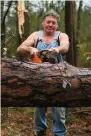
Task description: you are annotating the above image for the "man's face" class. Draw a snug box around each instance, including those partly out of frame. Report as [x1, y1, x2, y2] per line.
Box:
[42, 16, 58, 34]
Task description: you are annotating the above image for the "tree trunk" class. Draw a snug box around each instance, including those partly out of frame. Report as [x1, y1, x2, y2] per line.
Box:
[1, 1, 13, 56]
[1, 58, 91, 107]
[76, 1, 83, 44]
[1, 1, 6, 56]
[65, 1, 77, 66]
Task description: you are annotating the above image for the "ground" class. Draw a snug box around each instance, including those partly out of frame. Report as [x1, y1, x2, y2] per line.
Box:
[1, 107, 91, 136]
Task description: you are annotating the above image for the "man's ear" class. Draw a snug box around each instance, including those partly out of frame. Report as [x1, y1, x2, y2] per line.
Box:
[42, 21, 44, 26]
[56, 24, 58, 30]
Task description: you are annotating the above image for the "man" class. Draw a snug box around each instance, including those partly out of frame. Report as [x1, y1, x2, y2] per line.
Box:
[17, 9, 69, 136]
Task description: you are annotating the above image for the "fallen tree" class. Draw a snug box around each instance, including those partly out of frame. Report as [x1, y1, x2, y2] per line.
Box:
[1, 58, 91, 107]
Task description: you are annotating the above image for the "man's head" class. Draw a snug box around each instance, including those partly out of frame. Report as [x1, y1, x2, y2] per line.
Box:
[43, 9, 60, 22]
[42, 9, 60, 34]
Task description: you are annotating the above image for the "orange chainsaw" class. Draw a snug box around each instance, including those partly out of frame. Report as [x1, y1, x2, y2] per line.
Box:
[30, 53, 42, 64]
[28, 50, 62, 64]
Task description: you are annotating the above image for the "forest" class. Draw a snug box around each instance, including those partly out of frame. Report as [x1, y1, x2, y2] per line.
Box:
[1, 0, 91, 67]
[1, 0, 91, 136]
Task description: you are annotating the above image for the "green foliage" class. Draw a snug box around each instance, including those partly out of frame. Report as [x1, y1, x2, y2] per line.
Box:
[78, 43, 91, 67]
[80, 7, 91, 44]
[77, 6, 91, 67]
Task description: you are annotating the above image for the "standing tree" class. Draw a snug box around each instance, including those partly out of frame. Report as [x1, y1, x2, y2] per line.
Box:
[76, 1, 83, 44]
[76, 1, 83, 64]
[1, 1, 12, 123]
[1, 1, 13, 57]
[65, 1, 77, 66]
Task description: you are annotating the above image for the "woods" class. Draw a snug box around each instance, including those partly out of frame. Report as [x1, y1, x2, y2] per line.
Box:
[1, 1, 91, 136]
[1, 0, 91, 106]
[1, 1, 91, 67]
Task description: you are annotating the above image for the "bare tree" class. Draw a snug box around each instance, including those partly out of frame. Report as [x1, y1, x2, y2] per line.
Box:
[76, 1, 83, 44]
[1, 1, 13, 56]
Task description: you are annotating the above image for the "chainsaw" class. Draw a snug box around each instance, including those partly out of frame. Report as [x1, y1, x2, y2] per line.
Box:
[29, 50, 62, 64]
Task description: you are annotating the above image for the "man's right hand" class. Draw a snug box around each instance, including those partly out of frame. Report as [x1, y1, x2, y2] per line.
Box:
[30, 47, 38, 55]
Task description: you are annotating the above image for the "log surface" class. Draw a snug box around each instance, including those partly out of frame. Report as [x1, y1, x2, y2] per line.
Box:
[1, 58, 91, 107]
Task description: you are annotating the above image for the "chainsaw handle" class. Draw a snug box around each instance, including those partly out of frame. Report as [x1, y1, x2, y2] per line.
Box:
[38, 50, 49, 56]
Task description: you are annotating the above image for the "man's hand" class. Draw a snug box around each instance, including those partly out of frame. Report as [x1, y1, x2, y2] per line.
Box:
[30, 47, 38, 55]
[48, 47, 59, 53]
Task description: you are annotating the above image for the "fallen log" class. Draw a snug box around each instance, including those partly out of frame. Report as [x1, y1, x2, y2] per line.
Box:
[1, 58, 91, 107]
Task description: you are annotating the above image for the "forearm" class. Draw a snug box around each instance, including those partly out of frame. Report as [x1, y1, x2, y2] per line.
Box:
[17, 45, 32, 56]
[17, 44, 38, 59]
[58, 33, 69, 53]
[17, 32, 37, 56]
[57, 43, 69, 53]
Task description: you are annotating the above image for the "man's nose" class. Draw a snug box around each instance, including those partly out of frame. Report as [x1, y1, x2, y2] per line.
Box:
[49, 22, 52, 26]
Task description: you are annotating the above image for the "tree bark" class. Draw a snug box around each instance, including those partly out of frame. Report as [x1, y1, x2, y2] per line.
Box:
[1, 58, 91, 107]
[65, 1, 77, 66]
[76, 1, 83, 44]
[1, 1, 13, 56]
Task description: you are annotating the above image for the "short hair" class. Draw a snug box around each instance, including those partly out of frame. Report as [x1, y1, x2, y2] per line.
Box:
[43, 9, 60, 22]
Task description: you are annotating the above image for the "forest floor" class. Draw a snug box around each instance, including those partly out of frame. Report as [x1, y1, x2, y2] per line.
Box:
[1, 107, 91, 136]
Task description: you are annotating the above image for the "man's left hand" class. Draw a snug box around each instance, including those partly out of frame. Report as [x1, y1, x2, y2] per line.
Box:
[48, 47, 59, 53]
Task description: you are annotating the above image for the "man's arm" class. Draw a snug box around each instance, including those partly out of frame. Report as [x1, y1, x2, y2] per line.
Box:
[49, 33, 69, 53]
[17, 32, 38, 56]
[58, 33, 69, 53]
